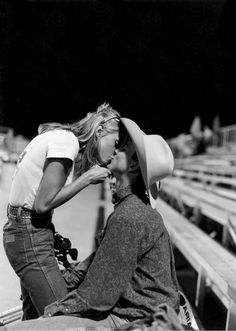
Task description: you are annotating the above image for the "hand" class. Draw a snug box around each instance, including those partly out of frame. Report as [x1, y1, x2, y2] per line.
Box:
[86, 165, 111, 184]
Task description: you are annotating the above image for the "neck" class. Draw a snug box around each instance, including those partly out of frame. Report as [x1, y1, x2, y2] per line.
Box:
[114, 174, 131, 191]
[112, 173, 149, 206]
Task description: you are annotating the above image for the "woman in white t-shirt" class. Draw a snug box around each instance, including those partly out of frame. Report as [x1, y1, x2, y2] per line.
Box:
[3, 103, 123, 320]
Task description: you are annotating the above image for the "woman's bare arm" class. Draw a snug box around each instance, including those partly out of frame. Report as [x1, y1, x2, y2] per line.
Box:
[34, 158, 110, 214]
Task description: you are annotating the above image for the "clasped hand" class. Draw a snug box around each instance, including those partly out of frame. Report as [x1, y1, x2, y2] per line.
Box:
[87, 165, 111, 184]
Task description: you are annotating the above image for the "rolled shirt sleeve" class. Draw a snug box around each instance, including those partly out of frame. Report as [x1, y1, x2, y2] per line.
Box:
[47, 130, 79, 161]
[44, 214, 143, 317]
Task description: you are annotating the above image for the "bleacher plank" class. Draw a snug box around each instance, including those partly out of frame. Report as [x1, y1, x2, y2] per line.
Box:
[173, 169, 236, 188]
[156, 198, 236, 330]
[182, 180, 236, 202]
[161, 177, 236, 247]
[175, 156, 233, 167]
[174, 166, 236, 179]
[174, 153, 236, 167]
[161, 177, 236, 228]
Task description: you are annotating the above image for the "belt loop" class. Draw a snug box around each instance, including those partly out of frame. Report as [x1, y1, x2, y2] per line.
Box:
[17, 207, 22, 220]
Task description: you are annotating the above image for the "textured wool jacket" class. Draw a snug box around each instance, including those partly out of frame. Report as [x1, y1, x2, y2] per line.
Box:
[44, 186, 180, 320]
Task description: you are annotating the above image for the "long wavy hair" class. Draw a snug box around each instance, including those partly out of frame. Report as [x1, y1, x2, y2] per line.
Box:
[38, 103, 121, 176]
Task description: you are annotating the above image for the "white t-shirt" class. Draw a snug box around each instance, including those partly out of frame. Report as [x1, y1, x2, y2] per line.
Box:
[9, 130, 80, 209]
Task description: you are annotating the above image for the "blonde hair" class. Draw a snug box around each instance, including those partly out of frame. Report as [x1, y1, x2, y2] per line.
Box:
[38, 103, 121, 175]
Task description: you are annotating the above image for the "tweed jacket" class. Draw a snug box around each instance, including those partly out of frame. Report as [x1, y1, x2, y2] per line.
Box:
[44, 186, 180, 320]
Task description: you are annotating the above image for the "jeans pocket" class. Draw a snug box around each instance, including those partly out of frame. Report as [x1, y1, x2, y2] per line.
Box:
[3, 231, 28, 274]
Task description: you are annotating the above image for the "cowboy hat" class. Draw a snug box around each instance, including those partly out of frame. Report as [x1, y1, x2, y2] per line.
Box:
[120, 118, 174, 208]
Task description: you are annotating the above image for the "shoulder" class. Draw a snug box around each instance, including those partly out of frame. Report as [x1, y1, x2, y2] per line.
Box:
[116, 195, 163, 227]
[52, 130, 78, 143]
[111, 196, 166, 244]
[49, 130, 79, 149]
[46, 130, 80, 160]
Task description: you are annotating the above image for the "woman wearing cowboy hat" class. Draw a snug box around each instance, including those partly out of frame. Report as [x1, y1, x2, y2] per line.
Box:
[4, 118, 180, 331]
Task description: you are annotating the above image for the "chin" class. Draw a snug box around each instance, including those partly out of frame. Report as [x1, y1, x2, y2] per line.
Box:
[107, 161, 115, 172]
[107, 163, 112, 170]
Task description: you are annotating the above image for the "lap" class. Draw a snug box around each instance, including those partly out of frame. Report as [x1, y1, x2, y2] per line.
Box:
[3, 314, 128, 331]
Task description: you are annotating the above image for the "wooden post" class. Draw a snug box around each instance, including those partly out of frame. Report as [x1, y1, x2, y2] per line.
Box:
[191, 204, 202, 225]
[222, 224, 229, 248]
[176, 195, 186, 216]
[225, 299, 236, 330]
[222, 213, 231, 248]
[195, 268, 206, 320]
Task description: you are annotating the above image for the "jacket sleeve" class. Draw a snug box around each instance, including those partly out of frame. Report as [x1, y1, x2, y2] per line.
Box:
[62, 252, 95, 291]
[44, 214, 143, 317]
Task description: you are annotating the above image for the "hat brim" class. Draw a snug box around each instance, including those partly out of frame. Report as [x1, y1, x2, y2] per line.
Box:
[120, 118, 160, 208]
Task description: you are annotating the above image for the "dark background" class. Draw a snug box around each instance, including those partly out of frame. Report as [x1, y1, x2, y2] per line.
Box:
[0, 0, 236, 139]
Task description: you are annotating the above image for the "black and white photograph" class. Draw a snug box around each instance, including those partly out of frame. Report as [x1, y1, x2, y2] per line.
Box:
[0, 0, 236, 330]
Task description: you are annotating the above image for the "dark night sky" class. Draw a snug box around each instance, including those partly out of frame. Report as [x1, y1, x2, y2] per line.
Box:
[0, 0, 236, 140]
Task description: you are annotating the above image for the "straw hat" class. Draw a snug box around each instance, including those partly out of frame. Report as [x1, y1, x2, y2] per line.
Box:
[121, 118, 174, 208]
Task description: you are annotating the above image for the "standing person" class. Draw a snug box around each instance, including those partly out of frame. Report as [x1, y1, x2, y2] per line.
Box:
[3, 117, 181, 331]
[2, 103, 122, 320]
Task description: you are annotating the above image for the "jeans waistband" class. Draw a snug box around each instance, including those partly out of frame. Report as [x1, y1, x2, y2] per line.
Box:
[7, 204, 52, 219]
[7, 204, 55, 232]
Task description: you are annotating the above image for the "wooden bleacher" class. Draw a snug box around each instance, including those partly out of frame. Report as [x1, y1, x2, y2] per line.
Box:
[173, 151, 236, 201]
[159, 146, 236, 329]
[164, 129, 236, 328]
[173, 169, 236, 201]
[174, 165, 236, 180]
[161, 176, 236, 248]
[156, 198, 236, 330]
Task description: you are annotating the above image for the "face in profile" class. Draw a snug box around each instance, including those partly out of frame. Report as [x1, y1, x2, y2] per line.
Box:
[96, 121, 129, 167]
[108, 140, 136, 175]
[97, 131, 120, 166]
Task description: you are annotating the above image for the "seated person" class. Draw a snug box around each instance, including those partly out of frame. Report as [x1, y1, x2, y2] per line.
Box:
[3, 118, 180, 331]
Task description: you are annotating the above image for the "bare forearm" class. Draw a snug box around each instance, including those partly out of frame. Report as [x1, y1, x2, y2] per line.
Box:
[41, 172, 92, 211]
[34, 161, 110, 214]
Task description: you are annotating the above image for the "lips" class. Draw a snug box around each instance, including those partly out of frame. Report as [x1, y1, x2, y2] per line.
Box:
[107, 155, 117, 167]
[106, 156, 114, 165]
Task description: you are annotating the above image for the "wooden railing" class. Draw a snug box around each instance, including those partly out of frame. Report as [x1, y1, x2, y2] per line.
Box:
[0, 306, 22, 326]
[220, 125, 236, 146]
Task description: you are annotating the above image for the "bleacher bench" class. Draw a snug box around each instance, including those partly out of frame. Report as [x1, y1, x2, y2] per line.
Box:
[173, 169, 236, 201]
[173, 169, 236, 189]
[161, 177, 236, 247]
[174, 164, 236, 178]
[156, 198, 236, 330]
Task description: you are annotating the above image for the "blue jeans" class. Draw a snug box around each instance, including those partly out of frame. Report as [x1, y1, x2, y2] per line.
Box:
[3, 205, 68, 320]
[2, 314, 130, 331]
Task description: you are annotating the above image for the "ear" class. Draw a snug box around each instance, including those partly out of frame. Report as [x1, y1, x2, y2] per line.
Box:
[96, 125, 104, 138]
[128, 159, 140, 173]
